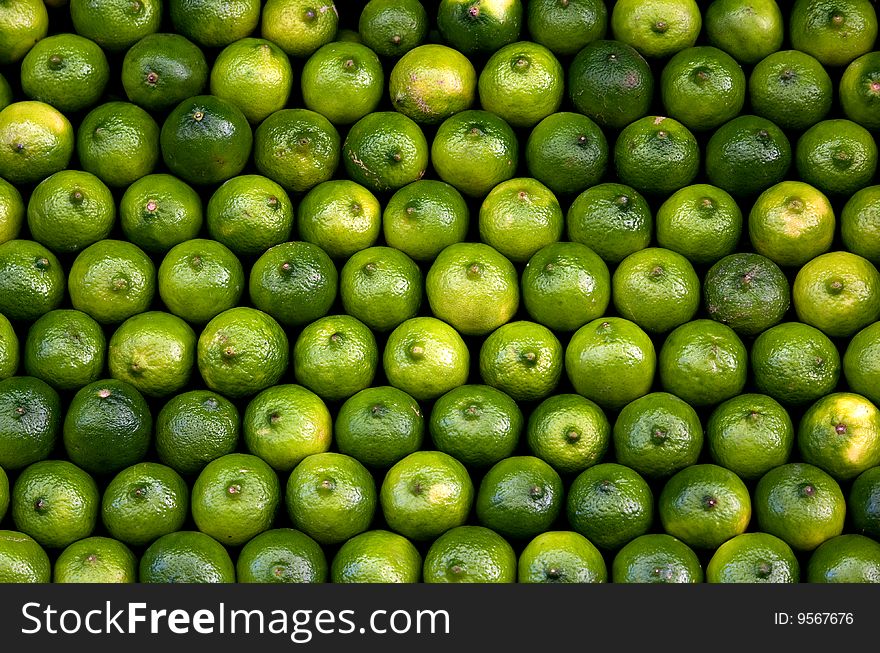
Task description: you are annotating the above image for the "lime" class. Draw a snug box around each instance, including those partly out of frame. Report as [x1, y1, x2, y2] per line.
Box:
[430, 384, 521, 468]
[302, 42, 383, 125]
[790, 0, 877, 67]
[0, 376, 60, 470]
[20, 33, 109, 112]
[297, 180, 381, 259]
[480, 321, 563, 402]
[359, 0, 428, 56]
[54, 537, 136, 583]
[249, 242, 338, 327]
[437, 0, 522, 55]
[528, 0, 607, 56]
[341, 246, 421, 332]
[332, 530, 421, 583]
[842, 186, 880, 265]
[156, 390, 240, 476]
[613, 392, 703, 479]
[426, 242, 519, 336]
[707, 532, 800, 583]
[197, 307, 289, 398]
[749, 50, 832, 130]
[850, 467, 880, 539]
[383, 317, 470, 401]
[705, 0, 784, 64]
[808, 534, 880, 583]
[527, 394, 609, 474]
[101, 463, 188, 547]
[12, 459, 99, 548]
[206, 175, 293, 257]
[567, 463, 653, 550]
[0, 467, 6, 521]
[390, 44, 476, 125]
[518, 531, 607, 583]
[343, 111, 428, 193]
[423, 525, 516, 583]
[70, 0, 161, 51]
[210, 38, 292, 125]
[707, 394, 794, 480]
[261, 0, 338, 57]
[0, 0, 47, 65]
[383, 180, 469, 261]
[77, 101, 159, 187]
[0, 240, 65, 321]
[656, 185, 742, 264]
[140, 531, 235, 583]
[243, 384, 332, 472]
[0, 101, 74, 184]
[431, 109, 517, 197]
[0, 530, 50, 583]
[336, 386, 423, 468]
[237, 528, 327, 584]
[161, 95, 252, 186]
[380, 450, 473, 540]
[612, 534, 703, 583]
[845, 322, 880, 405]
[751, 322, 840, 405]
[703, 253, 790, 336]
[0, 178, 24, 245]
[611, 0, 701, 58]
[293, 315, 378, 401]
[755, 463, 845, 551]
[565, 317, 656, 410]
[614, 116, 699, 195]
[0, 74, 9, 111]
[108, 311, 196, 398]
[68, 240, 155, 324]
[567, 183, 652, 264]
[0, 315, 17, 380]
[119, 174, 203, 254]
[797, 119, 878, 196]
[287, 452, 376, 545]
[525, 112, 608, 197]
[170, 0, 260, 48]
[840, 52, 880, 130]
[121, 33, 208, 112]
[158, 239, 244, 325]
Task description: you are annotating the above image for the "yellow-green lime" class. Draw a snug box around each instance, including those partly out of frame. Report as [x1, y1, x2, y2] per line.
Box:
[237, 528, 327, 584]
[845, 322, 880, 405]
[706, 532, 800, 583]
[0, 240, 65, 321]
[614, 116, 699, 195]
[169, 0, 260, 48]
[390, 44, 476, 125]
[611, 0, 701, 58]
[656, 185, 742, 264]
[808, 534, 880, 583]
[121, 33, 208, 112]
[262, 0, 338, 57]
[612, 534, 703, 583]
[842, 186, 880, 265]
[0, 74, 10, 111]
[705, 0, 784, 64]
[705, 115, 792, 197]
[206, 175, 293, 256]
[518, 531, 607, 583]
[77, 101, 159, 187]
[525, 112, 608, 197]
[20, 33, 109, 112]
[140, 531, 235, 583]
[840, 52, 880, 130]
[359, 0, 428, 57]
[850, 467, 880, 539]
[437, 0, 522, 55]
[341, 246, 421, 332]
[0, 530, 50, 583]
[297, 180, 381, 259]
[332, 529, 421, 583]
[70, 0, 161, 51]
[343, 111, 428, 193]
[480, 321, 563, 402]
[527, 394, 609, 474]
[119, 174, 203, 254]
[423, 525, 516, 583]
[302, 42, 383, 125]
[567, 183, 652, 264]
[0, 178, 24, 245]
[0, 0, 47, 65]
[0, 376, 60, 470]
[528, 0, 607, 56]
[383, 180, 469, 261]
[790, 0, 877, 67]
[54, 537, 136, 583]
[0, 101, 74, 184]
[749, 50, 832, 130]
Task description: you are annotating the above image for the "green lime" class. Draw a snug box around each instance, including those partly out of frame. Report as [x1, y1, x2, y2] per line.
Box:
[332, 529, 421, 583]
[261, 0, 338, 57]
[431, 109, 518, 197]
[0, 376, 60, 470]
[297, 180, 381, 259]
[20, 33, 109, 112]
[527, 394, 609, 475]
[383, 180, 469, 261]
[612, 534, 703, 583]
[287, 452, 376, 545]
[845, 322, 880, 405]
[206, 175, 293, 257]
[423, 525, 516, 583]
[612, 247, 700, 333]
[565, 317, 656, 410]
[707, 394, 794, 480]
[302, 42, 383, 126]
[748, 181, 835, 267]
[380, 450, 473, 541]
[808, 534, 880, 583]
[659, 319, 747, 407]
[341, 246, 421, 332]
[0, 74, 10, 111]
[437, 0, 522, 55]
[390, 44, 476, 125]
[518, 530, 607, 583]
[614, 392, 703, 479]
[797, 119, 878, 196]
[101, 462, 188, 547]
[0, 467, 6, 522]
[842, 186, 880, 265]
[705, 115, 792, 197]
[749, 50, 833, 130]
[705, 0, 784, 64]
[12, 459, 98, 548]
[755, 462, 845, 551]
[567, 463, 653, 550]
[703, 253, 791, 336]
[751, 322, 840, 405]
[525, 112, 608, 197]
[293, 315, 378, 401]
[426, 242, 518, 336]
[430, 384, 521, 468]
[480, 321, 563, 402]
[237, 528, 327, 584]
[77, 101, 159, 187]
[850, 466, 880, 539]
[567, 183, 652, 264]
[249, 242, 338, 327]
[54, 537, 137, 583]
[611, 0, 701, 58]
[192, 453, 279, 546]
[0, 530, 50, 583]
[0, 240, 65, 321]
[108, 311, 196, 398]
[336, 386, 423, 468]
[170, 0, 259, 48]
[359, 0, 428, 56]
[527, 0, 607, 56]
[656, 184, 742, 264]
[0, 101, 74, 184]
[197, 307, 288, 399]
[476, 456, 563, 540]
[140, 531, 235, 583]
[840, 52, 880, 130]
[568, 39, 653, 129]
[121, 33, 208, 112]
[790, 0, 877, 67]
[68, 240, 155, 324]
[614, 116, 699, 195]
[158, 239, 244, 325]
[0, 177, 24, 245]
[210, 38, 292, 124]
[119, 174, 203, 254]
[383, 317, 470, 401]
[70, 0, 161, 51]
[156, 390, 240, 475]
[161, 95, 252, 186]
[0, 315, 16, 380]
[243, 384, 332, 472]
[343, 111, 428, 192]
[0, 0, 47, 65]
[707, 532, 800, 583]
